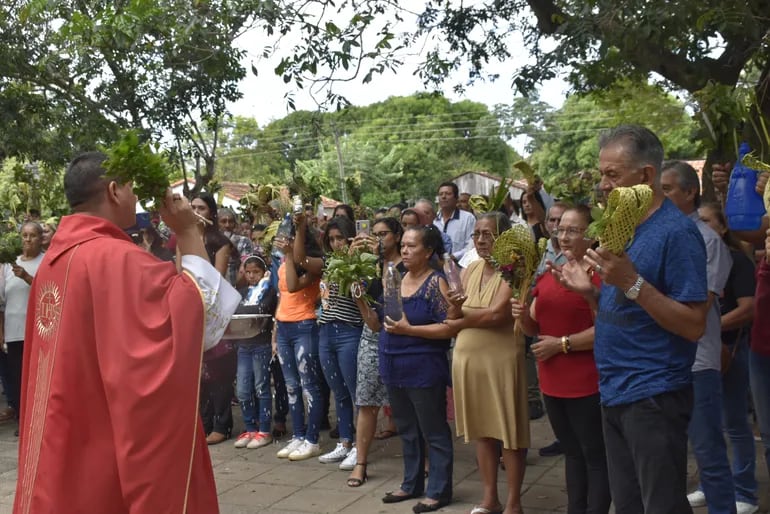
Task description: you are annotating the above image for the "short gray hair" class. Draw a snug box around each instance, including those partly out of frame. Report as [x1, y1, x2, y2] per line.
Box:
[477, 211, 511, 235]
[217, 207, 237, 221]
[661, 160, 701, 207]
[599, 125, 664, 174]
[20, 221, 43, 236]
[415, 198, 435, 214]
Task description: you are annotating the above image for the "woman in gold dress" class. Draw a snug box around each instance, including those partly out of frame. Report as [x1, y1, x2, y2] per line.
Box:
[451, 212, 529, 514]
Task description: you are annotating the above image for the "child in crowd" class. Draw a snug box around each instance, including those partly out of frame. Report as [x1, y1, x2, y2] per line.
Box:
[233, 256, 279, 449]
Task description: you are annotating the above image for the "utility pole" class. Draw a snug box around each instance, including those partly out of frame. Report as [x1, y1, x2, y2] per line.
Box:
[331, 124, 348, 204]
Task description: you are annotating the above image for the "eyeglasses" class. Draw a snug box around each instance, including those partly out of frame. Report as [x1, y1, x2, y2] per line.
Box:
[373, 230, 392, 239]
[552, 226, 588, 237]
[548, 217, 561, 223]
[471, 231, 496, 241]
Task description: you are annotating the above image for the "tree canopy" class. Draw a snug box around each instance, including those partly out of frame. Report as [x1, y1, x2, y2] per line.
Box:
[213, 93, 520, 207]
[1, 0, 258, 193]
[500, 80, 702, 192]
[4, 0, 768, 206]
[259, 0, 770, 184]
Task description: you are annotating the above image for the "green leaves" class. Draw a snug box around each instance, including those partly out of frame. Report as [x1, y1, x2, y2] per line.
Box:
[0, 231, 22, 264]
[322, 249, 379, 300]
[102, 130, 173, 209]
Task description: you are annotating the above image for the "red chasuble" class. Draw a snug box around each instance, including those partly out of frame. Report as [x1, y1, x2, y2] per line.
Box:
[14, 214, 219, 514]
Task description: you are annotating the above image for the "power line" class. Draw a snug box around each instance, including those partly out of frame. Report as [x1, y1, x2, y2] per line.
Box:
[216, 114, 696, 155]
[215, 121, 694, 160]
[225, 108, 693, 146]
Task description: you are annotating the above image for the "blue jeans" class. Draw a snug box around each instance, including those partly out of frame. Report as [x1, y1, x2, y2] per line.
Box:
[719, 337, 757, 505]
[689, 369, 736, 514]
[276, 320, 323, 444]
[236, 343, 273, 433]
[388, 384, 453, 503]
[319, 321, 362, 443]
[749, 349, 770, 478]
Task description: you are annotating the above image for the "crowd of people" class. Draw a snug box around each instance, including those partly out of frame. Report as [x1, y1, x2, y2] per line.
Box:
[4, 124, 770, 514]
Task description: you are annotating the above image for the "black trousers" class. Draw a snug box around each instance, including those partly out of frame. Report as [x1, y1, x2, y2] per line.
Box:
[200, 351, 237, 435]
[200, 380, 234, 435]
[601, 387, 694, 514]
[5, 341, 23, 414]
[543, 393, 611, 514]
[270, 356, 288, 424]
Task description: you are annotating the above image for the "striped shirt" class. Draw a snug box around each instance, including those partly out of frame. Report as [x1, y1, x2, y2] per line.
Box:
[318, 281, 364, 326]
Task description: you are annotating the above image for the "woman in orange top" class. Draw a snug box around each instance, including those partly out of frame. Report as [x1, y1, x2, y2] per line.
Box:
[272, 217, 325, 462]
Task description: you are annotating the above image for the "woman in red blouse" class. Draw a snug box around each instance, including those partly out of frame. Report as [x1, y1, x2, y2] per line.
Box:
[511, 205, 611, 514]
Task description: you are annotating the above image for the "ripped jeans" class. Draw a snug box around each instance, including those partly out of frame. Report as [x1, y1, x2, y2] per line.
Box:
[276, 319, 323, 444]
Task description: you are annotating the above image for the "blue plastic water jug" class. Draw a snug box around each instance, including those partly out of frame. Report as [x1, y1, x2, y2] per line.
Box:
[725, 142, 766, 231]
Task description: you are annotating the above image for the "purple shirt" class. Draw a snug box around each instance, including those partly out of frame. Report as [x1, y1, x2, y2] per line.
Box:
[378, 271, 451, 388]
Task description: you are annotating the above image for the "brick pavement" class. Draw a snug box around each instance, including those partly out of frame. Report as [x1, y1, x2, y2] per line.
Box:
[0, 408, 766, 514]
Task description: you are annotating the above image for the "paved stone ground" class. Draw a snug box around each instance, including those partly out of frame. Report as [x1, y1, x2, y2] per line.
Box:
[0, 403, 766, 514]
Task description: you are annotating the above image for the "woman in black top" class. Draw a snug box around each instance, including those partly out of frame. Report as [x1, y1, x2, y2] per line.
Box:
[190, 192, 236, 445]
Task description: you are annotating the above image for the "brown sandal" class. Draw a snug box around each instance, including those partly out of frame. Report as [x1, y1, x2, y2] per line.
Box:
[346, 463, 367, 487]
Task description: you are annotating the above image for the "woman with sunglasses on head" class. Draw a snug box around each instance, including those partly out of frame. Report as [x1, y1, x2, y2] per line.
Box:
[511, 205, 610, 514]
[343, 217, 404, 486]
[189, 193, 235, 445]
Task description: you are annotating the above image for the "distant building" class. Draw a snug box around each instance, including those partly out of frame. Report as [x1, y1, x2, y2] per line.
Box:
[451, 171, 528, 199]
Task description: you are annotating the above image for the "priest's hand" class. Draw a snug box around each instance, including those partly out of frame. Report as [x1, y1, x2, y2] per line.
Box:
[160, 188, 209, 262]
[159, 189, 200, 235]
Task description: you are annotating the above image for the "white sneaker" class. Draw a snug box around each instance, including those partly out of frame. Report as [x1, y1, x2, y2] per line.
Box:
[233, 431, 257, 449]
[687, 490, 706, 508]
[276, 437, 304, 458]
[246, 432, 273, 449]
[318, 442, 351, 463]
[736, 502, 759, 514]
[288, 440, 322, 461]
[339, 446, 358, 470]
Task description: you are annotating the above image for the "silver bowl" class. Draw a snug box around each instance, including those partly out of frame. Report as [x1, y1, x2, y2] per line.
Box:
[222, 314, 271, 340]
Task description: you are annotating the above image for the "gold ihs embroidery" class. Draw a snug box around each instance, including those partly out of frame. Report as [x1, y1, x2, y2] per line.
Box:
[35, 282, 62, 342]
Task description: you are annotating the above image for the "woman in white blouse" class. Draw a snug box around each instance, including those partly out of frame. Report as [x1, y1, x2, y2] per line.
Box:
[1, 222, 44, 427]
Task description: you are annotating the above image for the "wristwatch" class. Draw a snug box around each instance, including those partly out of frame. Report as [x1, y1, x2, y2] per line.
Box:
[624, 274, 645, 300]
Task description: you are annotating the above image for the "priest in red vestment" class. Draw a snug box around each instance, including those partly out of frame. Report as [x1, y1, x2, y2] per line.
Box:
[14, 152, 240, 514]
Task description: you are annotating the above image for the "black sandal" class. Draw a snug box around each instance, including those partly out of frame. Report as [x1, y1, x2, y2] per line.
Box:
[412, 498, 451, 513]
[346, 463, 368, 487]
[382, 490, 421, 503]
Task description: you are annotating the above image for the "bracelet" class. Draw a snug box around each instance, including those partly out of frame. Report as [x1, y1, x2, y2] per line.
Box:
[561, 335, 571, 354]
